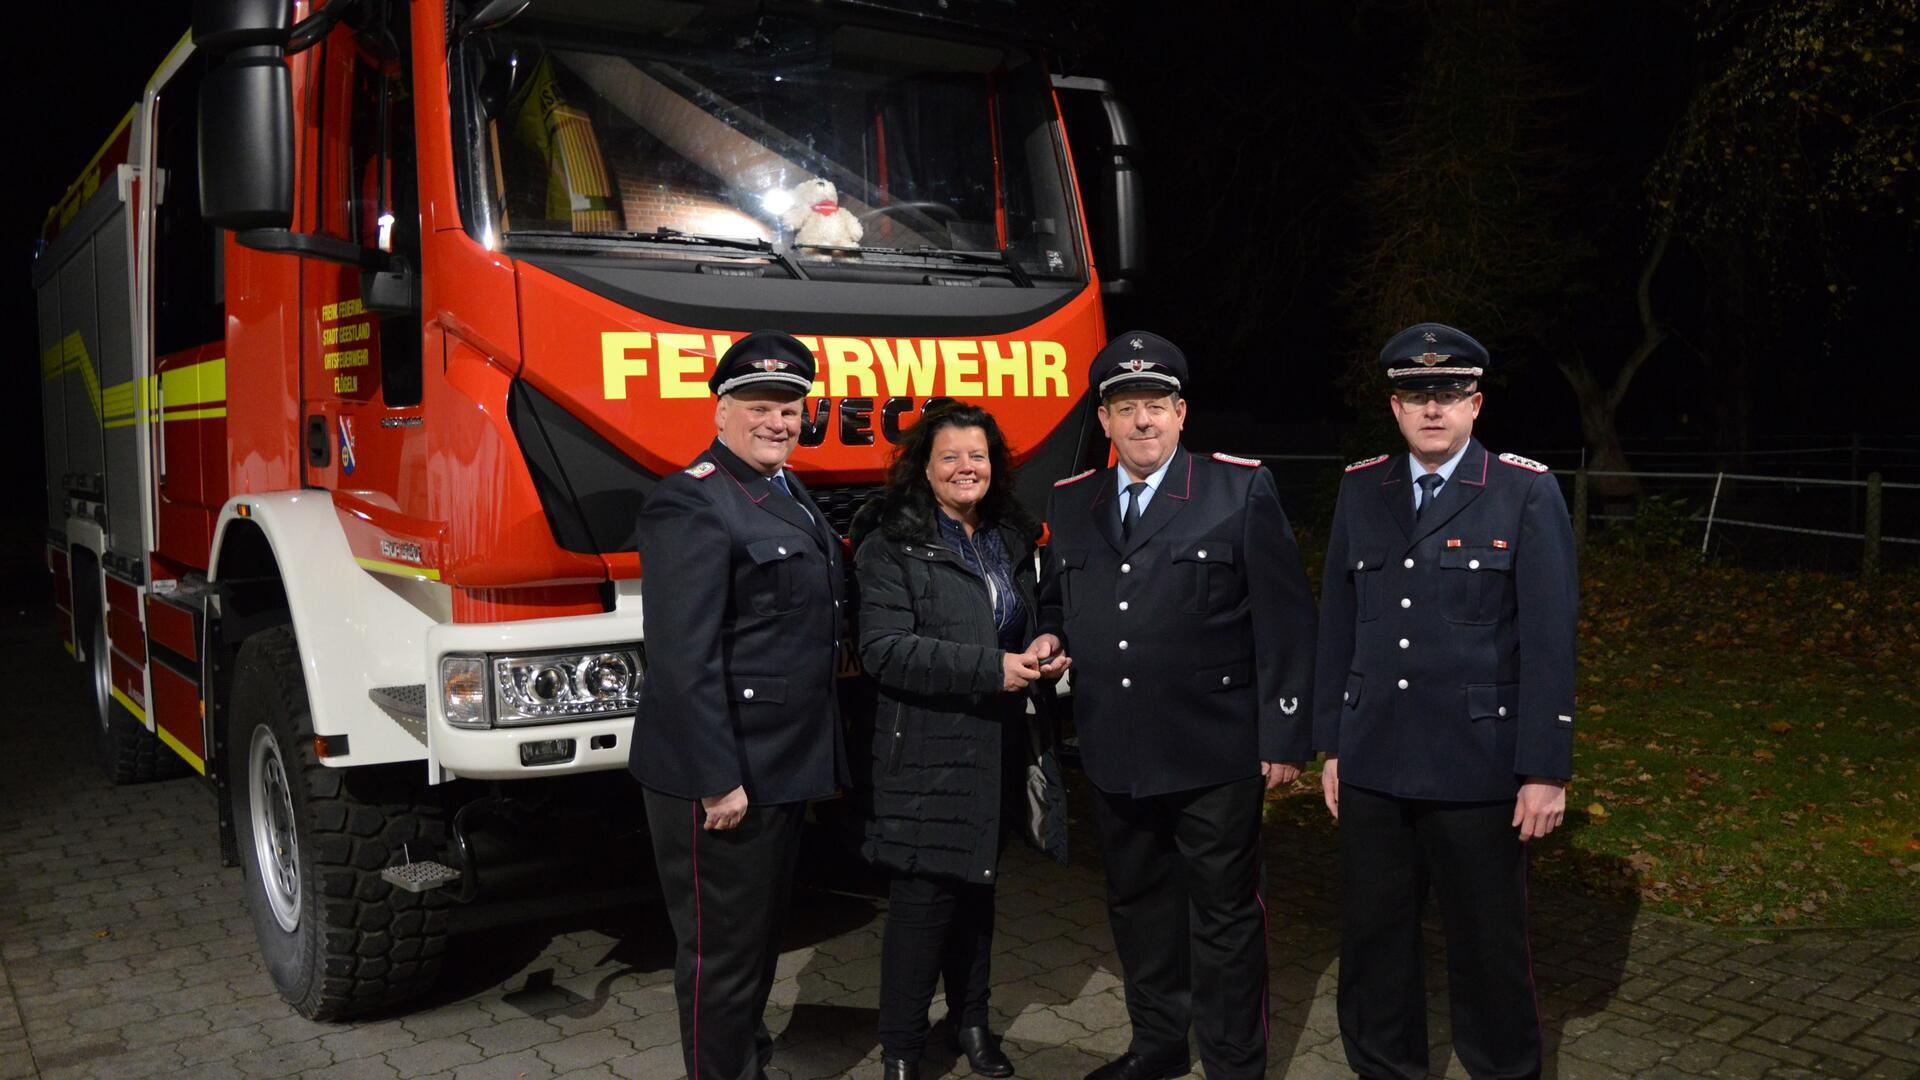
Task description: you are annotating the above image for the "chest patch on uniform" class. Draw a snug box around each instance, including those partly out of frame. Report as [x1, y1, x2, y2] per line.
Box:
[1498, 452, 1548, 473]
[1212, 452, 1260, 467]
[1345, 454, 1390, 473]
[684, 461, 716, 479]
[1054, 468, 1096, 487]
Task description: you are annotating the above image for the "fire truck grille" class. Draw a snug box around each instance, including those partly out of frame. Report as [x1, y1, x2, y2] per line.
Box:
[810, 484, 882, 538]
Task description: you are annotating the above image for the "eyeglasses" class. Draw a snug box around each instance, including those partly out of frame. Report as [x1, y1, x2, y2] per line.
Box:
[1393, 389, 1474, 408]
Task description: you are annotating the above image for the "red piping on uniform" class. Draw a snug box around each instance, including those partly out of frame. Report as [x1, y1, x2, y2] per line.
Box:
[1166, 455, 1194, 500]
[728, 469, 771, 504]
[691, 803, 703, 1076]
[1460, 445, 1490, 487]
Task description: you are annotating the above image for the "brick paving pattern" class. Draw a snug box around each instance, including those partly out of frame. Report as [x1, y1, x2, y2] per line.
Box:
[2, 611, 1915, 1079]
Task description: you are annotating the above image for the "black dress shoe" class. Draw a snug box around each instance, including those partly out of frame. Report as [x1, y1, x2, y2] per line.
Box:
[1083, 1051, 1191, 1080]
[955, 1024, 1015, 1077]
[883, 1058, 920, 1080]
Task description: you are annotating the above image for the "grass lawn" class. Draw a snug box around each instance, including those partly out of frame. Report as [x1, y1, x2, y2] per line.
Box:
[1268, 544, 1920, 930]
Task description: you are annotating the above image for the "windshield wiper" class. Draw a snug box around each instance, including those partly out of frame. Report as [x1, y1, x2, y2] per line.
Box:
[851, 245, 1035, 287]
[505, 228, 810, 279]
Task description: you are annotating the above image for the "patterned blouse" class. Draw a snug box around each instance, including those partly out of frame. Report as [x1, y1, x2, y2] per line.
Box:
[934, 510, 1027, 652]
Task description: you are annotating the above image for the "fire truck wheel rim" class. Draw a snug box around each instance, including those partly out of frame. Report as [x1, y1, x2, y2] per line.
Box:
[248, 726, 302, 933]
[89, 620, 111, 737]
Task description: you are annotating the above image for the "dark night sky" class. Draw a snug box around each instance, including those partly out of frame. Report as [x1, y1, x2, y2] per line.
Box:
[11, 1, 1916, 521]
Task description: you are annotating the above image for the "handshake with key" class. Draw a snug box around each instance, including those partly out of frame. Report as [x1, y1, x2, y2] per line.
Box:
[1002, 632, 1072, 692]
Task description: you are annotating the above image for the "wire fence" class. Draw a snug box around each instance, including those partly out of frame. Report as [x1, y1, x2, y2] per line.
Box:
[1242, 449, 1920, 577]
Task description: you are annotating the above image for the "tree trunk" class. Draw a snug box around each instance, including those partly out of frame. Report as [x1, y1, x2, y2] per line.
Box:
[1552, 226, 1671, 498]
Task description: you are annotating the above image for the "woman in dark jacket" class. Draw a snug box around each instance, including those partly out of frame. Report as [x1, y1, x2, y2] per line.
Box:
[853, 402, 1069, 1080]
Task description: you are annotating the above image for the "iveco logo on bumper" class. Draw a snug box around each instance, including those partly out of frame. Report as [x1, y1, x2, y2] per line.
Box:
[379, 539, 423, 564]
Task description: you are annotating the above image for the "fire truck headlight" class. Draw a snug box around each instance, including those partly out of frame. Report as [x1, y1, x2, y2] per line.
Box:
[440, 655, 489, 728]
[489, 647, 644, 726]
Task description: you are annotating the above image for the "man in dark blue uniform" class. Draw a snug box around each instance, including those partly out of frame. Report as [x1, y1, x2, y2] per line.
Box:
[1314, 323, 1576, 1079]
[631, 330, 848, 1080]
[1034, 331, 1318, 1080]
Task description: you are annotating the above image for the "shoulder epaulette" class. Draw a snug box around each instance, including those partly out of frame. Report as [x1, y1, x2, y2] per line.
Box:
[1054, 468, 1097, 487]
[1498, 452, 1549, 474]
[1211, 452, 1261, 468]
[683, 461, 717, 479]
[1345, 454, 1390, 473]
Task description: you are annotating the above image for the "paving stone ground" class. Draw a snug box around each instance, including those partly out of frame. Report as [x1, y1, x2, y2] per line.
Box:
[2, 607, 1915, 1079]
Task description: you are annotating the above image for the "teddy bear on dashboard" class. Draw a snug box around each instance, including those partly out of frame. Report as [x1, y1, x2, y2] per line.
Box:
[779, 177, 864, 248]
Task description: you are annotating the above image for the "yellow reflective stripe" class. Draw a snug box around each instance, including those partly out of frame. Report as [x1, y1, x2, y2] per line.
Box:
[154, 724, 208, 776]
[110, 686, 147, 723]
[44, 106, 135, 232]
[48, 351, 228, 426]
[355, 557, 443, 581]
[145, 32, 195, 93]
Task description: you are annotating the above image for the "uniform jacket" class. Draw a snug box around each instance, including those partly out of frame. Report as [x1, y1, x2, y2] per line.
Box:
[630, 438, 849, 805]
[852, 500, 1048, 883]
[1038, 446, 1318, 797]
[1312, 439, 1577, 801]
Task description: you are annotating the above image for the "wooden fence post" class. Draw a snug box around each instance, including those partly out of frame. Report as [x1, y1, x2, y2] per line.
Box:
[1863, 472, 1882, 579]
[1573, 469, 1589, 548]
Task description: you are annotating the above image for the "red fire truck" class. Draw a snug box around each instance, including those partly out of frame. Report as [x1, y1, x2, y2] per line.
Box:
[33, 0, 1139, 1020]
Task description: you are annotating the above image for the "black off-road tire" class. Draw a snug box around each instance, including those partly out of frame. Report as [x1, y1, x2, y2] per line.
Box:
[229, 625, 450, 1019]
[79, 584, 185, 784]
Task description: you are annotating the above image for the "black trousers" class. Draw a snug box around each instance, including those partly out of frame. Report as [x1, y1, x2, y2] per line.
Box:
[877, 871, 997, 1058]
[643, 787, 806, 1080]
[1336, 783, 1542, 1080]
[1090, 775, 1267, 1077]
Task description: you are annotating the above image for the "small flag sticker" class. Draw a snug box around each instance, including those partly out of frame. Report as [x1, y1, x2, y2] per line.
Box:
[1446, 538, 1462, 548]
[1492, 539, 1509, 549]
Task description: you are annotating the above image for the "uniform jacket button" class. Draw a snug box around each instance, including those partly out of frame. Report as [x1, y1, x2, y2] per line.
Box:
[1469, 558, 1480, 570]
[1401, 597, 1412, 609]
[1342, 691, 1350, 701]
[1118, 640, 1129, 650]
[1397, 678, 1409, 690]
[1356, 559, 1366, 570]
[1118, 601, 1129, 611]
[743, 688, 755, 700]
[778, 546, 787, 555]
[1220, 675, 1231, 686]
[1404, 557, 1415, 568]
[1399, 638, 1409, 649]
[1121, 677, 1132, 688]
[1121, 562, 1132, 573]
[1498, 706, 1508, 717]
[1197, 549, 1208, 559]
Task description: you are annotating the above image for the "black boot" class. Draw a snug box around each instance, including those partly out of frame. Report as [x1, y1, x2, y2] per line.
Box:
[883, 1057, 920, 1080]
[955, 1025, 1015, 1078]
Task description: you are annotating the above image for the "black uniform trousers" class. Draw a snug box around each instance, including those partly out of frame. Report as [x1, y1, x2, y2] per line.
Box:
[1337, 783, 1542, 1080]
[1090, 775, 1267, 1076]
[643, 787, 806, 1080]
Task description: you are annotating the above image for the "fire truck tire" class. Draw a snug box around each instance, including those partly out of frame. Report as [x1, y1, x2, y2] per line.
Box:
[229, 625, 450, 1020]
[82, 592, 184, 785]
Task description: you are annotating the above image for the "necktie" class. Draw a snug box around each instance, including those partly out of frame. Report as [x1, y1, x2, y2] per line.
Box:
[1122, 481, 1149, 540]
[1414, 473, 1444, 522]
[770, 473, 814, 523]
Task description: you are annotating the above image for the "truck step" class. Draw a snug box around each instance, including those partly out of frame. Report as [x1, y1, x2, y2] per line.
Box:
[368, 684, 428, 746]
[381, 859, 461, 893]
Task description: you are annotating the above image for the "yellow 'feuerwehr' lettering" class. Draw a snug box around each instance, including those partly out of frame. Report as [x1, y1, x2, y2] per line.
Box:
[601, 331, 652, 400]
[824, 338, 876, 398]
[598, 332, 1074, 400]
[875, 339, 938, 396]
[658, 333, 712, 399]
[1031, 340, 1069, 397]
[324, 349, 369, 370]
[982, 341, 1028, 397]
[939, 340, 983, 396]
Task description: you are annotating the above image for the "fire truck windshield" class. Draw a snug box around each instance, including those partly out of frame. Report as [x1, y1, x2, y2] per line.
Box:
[456, 2, 1085, 285]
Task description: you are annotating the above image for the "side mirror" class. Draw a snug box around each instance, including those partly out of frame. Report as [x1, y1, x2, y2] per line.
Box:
[194, 0, 294, 229]
[1052, 75, 1144, 296]
[458, 0, 532, 38]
